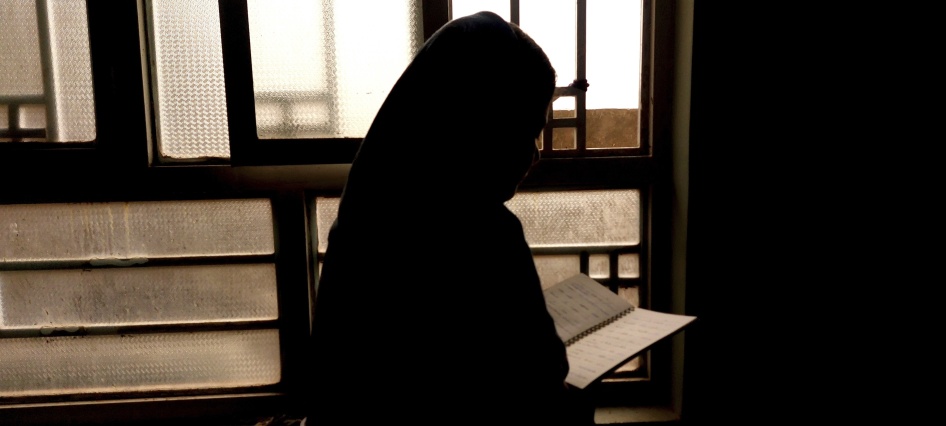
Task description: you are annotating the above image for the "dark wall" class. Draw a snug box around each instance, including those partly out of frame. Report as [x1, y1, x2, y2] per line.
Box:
[681, 2, 824, 423]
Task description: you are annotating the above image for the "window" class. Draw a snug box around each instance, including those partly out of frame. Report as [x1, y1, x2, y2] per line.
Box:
[0, 0, 688, 423]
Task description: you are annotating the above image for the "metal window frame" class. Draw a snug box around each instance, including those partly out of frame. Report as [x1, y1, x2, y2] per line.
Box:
[0, 0, 679, 422]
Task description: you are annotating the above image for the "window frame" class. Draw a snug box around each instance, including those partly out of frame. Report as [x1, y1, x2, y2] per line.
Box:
[0, 0, 686, 423]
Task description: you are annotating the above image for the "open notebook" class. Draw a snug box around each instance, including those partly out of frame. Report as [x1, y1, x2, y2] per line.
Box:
[543, 273, 696, 389]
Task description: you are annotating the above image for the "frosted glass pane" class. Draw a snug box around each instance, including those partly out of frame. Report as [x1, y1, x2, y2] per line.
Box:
[0, 199, 275, 263]
[0, 1, 43, 97]
[617, 286, 639, 308]
[45, 0, 96, 142]
[618, 253, 640, 278]
[533, 255, 580, 290]
[149, 0, 230, 159]
[248, 0, 421, 139]
[506, 190, 640, 248]
[0, 0, 95, 143]
[0, 329, 281, 397]
[451, 0, 510, 21]
[588, 253, 609, 279]
[18, 104, 46, 129]
[314, 196, 340, 254]
[520, 0, 576, 87]
[0, 264, 278, 331]
[613, 285, 641, 373]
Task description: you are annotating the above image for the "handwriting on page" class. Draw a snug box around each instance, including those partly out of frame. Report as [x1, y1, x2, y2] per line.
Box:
[544, 274, 632, 343]
[564, 308, 696, 389]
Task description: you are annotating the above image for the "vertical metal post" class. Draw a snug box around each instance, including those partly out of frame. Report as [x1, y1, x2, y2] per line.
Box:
[510, 0, 520, 25]
[576, 0, 587, 152]
[35, 0, 59, 141]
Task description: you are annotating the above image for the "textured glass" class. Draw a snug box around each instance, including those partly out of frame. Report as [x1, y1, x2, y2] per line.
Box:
[520, 0, 576, 88]
[618, 253, 640, 278]
[19, 104, 46, 129]
[0, 329, 281, 396]
[0, 199, 275, 263]
[588, 253, 610, 279]
[506, 190, 640, 248]
[314, 196, 340, 254]
[533, 255, 580, 290]
[149, 0, 230, 159]
[0, 0, 95, 143]
[451, 0, 510, 21]
[248, 0, 421, 139]
[45, 0, 96, 142]
[613, 286, 641, 373]
[0, 1, 43, 97]
[617, 286, 639, 308]
[0, 264, 278, 331]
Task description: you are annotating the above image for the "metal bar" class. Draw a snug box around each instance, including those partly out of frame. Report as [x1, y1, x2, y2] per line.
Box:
[510, 0, 519, 25]
[575, 0, 587, 152]
[34, 0, 58, 141]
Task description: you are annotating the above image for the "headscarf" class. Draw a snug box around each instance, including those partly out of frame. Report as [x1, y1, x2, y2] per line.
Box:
[309, 11, 582, 425]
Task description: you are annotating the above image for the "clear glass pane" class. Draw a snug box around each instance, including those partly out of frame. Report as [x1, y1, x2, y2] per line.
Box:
[148, 0, 230, 159]
[586, 0, 641, 149]
[588, 253, 609, 279]
[552, 97, 575, 117]
[0, 0, 95, 143]
[533, 254, 580, 290]
[450, 0, 510, 21]
[248, 0, 422, 139]
[0, 329, 281, 397]
[552, 126, 576, 150]
[0, 199, 275, 264]
[0, 264, 278, 331]
[506, 190, 640, 248]
[618, 253, 640, 278]
[314, 196, 341, 254]
[520, 0, 576, 87]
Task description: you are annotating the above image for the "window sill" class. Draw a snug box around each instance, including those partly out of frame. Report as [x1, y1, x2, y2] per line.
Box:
[595, 405, 680, 425]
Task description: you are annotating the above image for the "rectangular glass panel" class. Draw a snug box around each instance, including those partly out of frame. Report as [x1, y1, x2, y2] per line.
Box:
[586, 0, 641, 149]
[451, 0, 510, 21]
[618, 253, 640, 278]
[588, 253, 609, 279]
[0, 0, 95, 143]
[314, 196, 341, 254]
[552, 126, 576, 150]
[0, 329, 281, 397]
[533, 254, 580, 290]
[613, 286, 641, 372]
[0, 264, 278, 332]
[520, 0, 576, 88]
[0, 199, 275, 263]
[506, 190, 640, 248]
[248, 0, 421, 139]
[148, 0, 230, 159]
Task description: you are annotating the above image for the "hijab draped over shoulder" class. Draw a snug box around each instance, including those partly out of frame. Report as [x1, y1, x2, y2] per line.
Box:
[309, 11, 585, 425]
